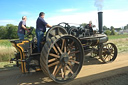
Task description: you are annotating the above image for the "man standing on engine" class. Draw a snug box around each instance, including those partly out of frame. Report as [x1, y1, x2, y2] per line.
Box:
[36, 12, 52, 52]
[85, 21, 96, 35]
[17, 16, 29, 40]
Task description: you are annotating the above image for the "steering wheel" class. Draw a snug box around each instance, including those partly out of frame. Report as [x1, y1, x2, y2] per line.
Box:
[27, 27, 34, 35]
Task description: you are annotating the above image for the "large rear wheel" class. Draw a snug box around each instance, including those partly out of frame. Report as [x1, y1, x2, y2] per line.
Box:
[40, 35, 84, 83]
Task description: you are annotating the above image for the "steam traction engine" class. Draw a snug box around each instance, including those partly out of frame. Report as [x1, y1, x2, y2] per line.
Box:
[10, 12, 117, 83]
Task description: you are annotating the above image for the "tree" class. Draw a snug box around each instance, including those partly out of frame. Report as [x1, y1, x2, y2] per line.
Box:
[104, 30, 111, 35]
[124, 24, 128, 30]
[111, 28, 116, 35]
[5, 24, 18, 39]
[0, 26, 7, 39]
[115, 28, 121, 32]
[109, 26, 116, 35]
[110, 26, 114, 30]
[103, 26, 108, 31]
[80, 23, 87, 27]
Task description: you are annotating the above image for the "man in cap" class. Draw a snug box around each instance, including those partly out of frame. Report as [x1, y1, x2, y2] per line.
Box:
[17, 16, 29, 40]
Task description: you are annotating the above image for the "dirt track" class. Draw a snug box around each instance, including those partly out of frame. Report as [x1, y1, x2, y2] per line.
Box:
[0, 52, 128, 85]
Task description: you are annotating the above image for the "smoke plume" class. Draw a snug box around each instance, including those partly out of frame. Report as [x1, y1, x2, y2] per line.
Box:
[94, 0, 104, 11]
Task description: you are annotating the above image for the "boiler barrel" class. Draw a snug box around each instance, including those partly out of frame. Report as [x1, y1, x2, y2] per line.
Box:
[80, 36, 108, 46]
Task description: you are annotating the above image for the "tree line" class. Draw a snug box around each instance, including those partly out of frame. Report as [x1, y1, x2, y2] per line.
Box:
[0, 24, 35, 39]
[103, 25, 128, 35]
[0, 24, 128, 39]
[81, 23, 128, 35]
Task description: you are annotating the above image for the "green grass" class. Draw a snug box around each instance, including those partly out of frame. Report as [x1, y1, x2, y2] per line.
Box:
[0, 40, 15, 62]
[0, 61, 16, 71]
[0, 62, 15, 68]
[107, 34, 128, 53]
[108, 34, 128, 40]
[0, 39, 12, 47]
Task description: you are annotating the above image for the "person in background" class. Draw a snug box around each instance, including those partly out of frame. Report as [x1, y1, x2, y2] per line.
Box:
[36, 12, 52, 52]
[85, 21, 96, 35]
[17, 16, 29, 40]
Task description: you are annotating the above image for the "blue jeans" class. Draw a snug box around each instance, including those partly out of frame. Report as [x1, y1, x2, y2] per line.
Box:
[18, 33, 24, 40]
[36, 29, 44, 52]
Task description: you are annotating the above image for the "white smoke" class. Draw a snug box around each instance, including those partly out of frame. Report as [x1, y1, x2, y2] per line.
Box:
[94, 0, 104, 11]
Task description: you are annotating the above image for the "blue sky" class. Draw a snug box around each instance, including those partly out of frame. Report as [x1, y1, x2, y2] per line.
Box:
[0, 0, 128, 28]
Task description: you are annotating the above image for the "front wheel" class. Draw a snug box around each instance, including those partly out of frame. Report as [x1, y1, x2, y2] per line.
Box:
[99, 43, 118, 63]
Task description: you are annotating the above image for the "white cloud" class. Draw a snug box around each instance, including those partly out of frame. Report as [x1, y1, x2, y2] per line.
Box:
[1, 9, 127, 29]
[47, 11, 98, 27]
[46, 9, 128, 28]
[0, 20, 18, 26]
[0, 19, 36, 28]
[59, 8, 78, 12]
[26, 18, 36, 27]
[103, 9, 128, 28]
[20, 11, 30, 15]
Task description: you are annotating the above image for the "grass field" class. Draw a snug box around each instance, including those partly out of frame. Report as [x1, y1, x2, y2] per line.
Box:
[108, 34, 128, 40]
[0, 40, 16, 62]
[108, 34, 128, 53]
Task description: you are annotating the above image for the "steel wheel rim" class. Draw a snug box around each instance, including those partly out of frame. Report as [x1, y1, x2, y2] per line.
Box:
[68, 26, 79, 37]
[46, 26, 68, 41]
[100, 43, 117, 63]
[47, 35, 84, 83]
[58, 22, 71, 32]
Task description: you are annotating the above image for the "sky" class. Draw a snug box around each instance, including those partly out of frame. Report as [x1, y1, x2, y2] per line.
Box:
[0, 0, 128, 29]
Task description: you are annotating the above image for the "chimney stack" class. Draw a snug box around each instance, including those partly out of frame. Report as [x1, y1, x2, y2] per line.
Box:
[98, 12, 103, 34]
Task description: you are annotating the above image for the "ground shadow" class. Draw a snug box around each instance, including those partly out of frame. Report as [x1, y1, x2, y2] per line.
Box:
[83, 55, 104, 65]
[65, 66, 128, 85]
[0, 63, 17, 71]
[0, 66, 128, 85]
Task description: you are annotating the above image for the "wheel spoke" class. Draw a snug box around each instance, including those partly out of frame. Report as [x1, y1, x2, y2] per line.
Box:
[70, 50, 80, 55]
[61, 39, 65, 51]
[61, 68, 64, 78]
[69, 60, 80, 64]
[54, 64, 62, 76]
[48, 61, 59, 67]
[66, 65, 74, 74]
[68, 41, 74, 49]
[55, 43, 63, 54]
[68, 50, 71, 55]
[49, 53, 60, 58]
[53, 46, 59, 55]
[48, 58, 57, 63]
[64, 41, 67, 53]
[57, 28, 60, 35]
[109, 45, 113, 49]
[104, 55, 108, 60]
[52, 65, 58, 75]
[64, 65, 66, 78]
[49, 32, 55, 37]
[67, 62, 72, 67]
[108, 55, 112, 61]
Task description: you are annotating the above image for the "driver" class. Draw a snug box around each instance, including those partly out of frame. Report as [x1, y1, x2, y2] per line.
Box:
[85, 21, 96, 35]
[17, 16, 29, 40]
[36, 12, 52, 52]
